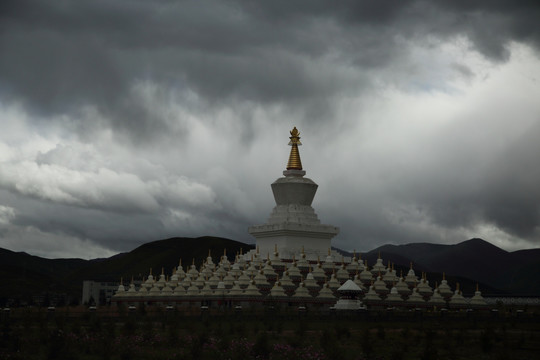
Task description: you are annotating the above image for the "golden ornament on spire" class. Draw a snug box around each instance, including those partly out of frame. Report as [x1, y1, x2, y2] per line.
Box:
[286, 127, 303, 170]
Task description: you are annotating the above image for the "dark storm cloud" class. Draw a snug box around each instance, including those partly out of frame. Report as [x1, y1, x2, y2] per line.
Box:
[1, 0, 539, 139]
[1, 0, 540, 257]
[480, 123, 540, 238]
[358, 109, 540, 248]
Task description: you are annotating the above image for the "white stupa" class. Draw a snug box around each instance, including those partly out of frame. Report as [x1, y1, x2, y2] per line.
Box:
[248, 127, 340, 260]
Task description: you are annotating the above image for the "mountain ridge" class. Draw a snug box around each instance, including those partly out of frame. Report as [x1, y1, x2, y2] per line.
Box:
[1, 236, 539, 306]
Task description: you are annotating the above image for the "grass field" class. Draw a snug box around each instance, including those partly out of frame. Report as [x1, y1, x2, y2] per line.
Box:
[1, 306, 539, 359]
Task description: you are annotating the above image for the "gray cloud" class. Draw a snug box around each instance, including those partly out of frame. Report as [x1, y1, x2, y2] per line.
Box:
[2, 1, 539, 134]
[1, 0, 540, 258]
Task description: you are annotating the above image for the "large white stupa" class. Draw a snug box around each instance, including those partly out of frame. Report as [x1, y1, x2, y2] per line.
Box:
[248, 127, 340, 260]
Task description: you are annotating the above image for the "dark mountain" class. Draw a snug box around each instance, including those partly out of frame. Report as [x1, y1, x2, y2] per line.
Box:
[0, 236, 253, 305]
[66, 236, 254, 283]
[360, 238, 540, 295]
[1, 236, 538, 306]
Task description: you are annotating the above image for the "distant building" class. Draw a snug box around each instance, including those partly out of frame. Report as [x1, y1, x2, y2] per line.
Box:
[82, 281, 122, 305]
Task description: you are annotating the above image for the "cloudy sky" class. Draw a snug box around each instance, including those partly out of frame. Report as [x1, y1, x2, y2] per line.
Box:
[1, 0, 539, 259]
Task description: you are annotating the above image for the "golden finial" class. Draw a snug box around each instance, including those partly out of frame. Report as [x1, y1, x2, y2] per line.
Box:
[149, 268, 152, 275]
[476, 283, 479, 292]
[410, 262, 413, 269]
[442, 272, 446, 280]
[286, 127, 303, 170]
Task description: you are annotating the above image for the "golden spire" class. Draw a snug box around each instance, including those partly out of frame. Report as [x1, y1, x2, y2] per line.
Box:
[286, 127, 303, 170]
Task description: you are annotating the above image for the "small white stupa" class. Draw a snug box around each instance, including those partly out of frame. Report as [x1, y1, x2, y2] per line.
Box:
[469, 284, 487, 307]
[334, 280, 364, 310]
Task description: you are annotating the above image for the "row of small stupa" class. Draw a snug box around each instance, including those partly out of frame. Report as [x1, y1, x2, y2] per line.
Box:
[113, 246, 488, 309]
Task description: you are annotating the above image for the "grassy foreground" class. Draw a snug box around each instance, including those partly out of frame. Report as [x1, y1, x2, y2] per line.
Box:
[1, 307, 539, 359]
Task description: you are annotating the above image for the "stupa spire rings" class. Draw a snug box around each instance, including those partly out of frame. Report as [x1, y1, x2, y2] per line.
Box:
[286, 126, 303, 171]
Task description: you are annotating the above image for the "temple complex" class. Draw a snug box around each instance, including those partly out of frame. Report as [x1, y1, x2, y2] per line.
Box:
[112, 127, 488, 311]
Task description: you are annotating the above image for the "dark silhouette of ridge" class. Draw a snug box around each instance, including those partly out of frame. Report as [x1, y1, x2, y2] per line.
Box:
[360, 238, 540, 295]
[67, 236, 254, 283]
[0, 236, 253, 305]
[1, 236, 538, 305]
